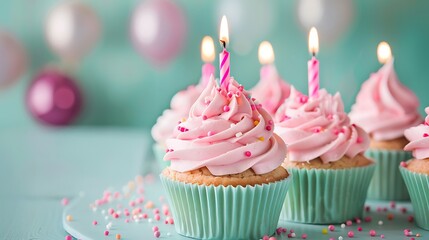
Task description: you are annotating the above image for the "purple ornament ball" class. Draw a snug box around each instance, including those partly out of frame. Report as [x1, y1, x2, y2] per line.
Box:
[26, 69, 82, 126]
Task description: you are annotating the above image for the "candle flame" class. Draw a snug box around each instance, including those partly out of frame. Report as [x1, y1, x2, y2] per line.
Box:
[219, 15, 229, 47]
[377, 41, 392, 64]
[308, 27, 319, 55]
[258, 41, 275, 65]
[201, 36, 215, 63]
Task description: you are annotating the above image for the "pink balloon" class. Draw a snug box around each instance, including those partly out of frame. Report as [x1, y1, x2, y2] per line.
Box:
[26, 68, 83, 126]
[0, 31, 27, 89]
[130, 0, 187, 65]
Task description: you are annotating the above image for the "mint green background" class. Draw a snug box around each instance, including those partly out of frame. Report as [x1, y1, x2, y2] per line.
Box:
[1, 0, 428, 129]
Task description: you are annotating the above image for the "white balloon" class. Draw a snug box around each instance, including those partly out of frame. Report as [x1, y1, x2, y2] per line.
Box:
[216, 0, 275, 55]
[45, 1, 101, 62]
[0, 31, 27, 89]
[297, 0, 354, 44]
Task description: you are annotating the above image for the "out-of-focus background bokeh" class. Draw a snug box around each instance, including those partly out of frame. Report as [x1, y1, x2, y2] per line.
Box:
[1, 0, 429, 129]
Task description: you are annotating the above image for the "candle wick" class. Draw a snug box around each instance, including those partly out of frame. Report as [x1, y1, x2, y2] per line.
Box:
[312, 52, 316, 57]
[220, 40, 226, 49]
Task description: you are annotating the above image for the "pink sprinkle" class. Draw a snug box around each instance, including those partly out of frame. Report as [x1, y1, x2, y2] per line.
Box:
[400, 161, 408, 167]
[299, 96, 308, 103]
[152, 226, 159, 232]
[287, 233, 292, 238]
[93, 220, 98, 226]
[113, 213, 119, 219]
[168, 217, 174, 224]
[129, 201, 136, 207]
[381, 234, 385, 238]
[125, 218, 130, 223]
[289, 229, 294, 233]
[155, 214, 161, 221]
[364, 216, 372, 222]
[348, 231, 354, 238]
[328, 225, 335, 231]
[346, 220, 353, 226]
[153, 208, 160, 214]
[227, 92, 233, 98]
[164, 220, 168, 224]
[268, 237, 277, 240]
[424, 133, 429, 137]
[61, 198, 69, 206]
[235, 91, 242, 97]
[104, 230, 109, 236]
[223, 105, 230, 112]
[268, 120, 274, 125]
[411, 238, 415, 240]
[313, 127, 321, 133]
[244, 151, 252, 157]
[401, 207, 407, 213]
[207, 131, 215, 136]
[154, 231, 161, 238]
[65, 235, 72, 240]
[238, 85, 244, 91]
[265, 126, 272, 131]
[301, 233, 308, 239]
[251, 105, 256, 110]
[163, 209, 169, 216]
[369, 230, 376, 237]
[276, 228, 282, 235]
[142, 213, 148, 219]
[262, 235, 269, 240]
[390, 201, 396, 208]
[357, 227, 362, 231]
[356, 137, 363, 144]
[202, 115, 208, 120]
[355, 218, 361, 224]
[136, 197, 144, 204]
[108, 208, 115, 215]
[408, 216, 414, 222]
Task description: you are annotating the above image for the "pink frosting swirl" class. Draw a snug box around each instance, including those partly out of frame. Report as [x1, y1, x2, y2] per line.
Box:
[151, 82, 205, 146]
[274, 87, 369, 163]
[404, 107, 429, 159]
[349, 59, 421, 141]
[250, 65, 291, 115]
[164, 76, 286, 176]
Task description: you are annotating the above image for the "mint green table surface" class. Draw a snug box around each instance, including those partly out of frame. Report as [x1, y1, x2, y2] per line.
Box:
[0, 128, 425, 240]
[0, 128, 152, 239]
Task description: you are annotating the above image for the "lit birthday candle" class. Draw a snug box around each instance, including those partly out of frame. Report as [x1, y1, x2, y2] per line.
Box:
[219, 15, 230, 88]
[258, 41, 275, 79]
[201, 36, 215, 85]
[377, 41, 392, 64]
[308, 27, 319, 98]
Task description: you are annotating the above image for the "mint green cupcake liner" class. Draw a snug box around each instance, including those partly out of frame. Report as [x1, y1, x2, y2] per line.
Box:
[366, 149, 411, 201]
[160, 174, 291, 239]
[152, 144, 170, 168]
[281, 164, 375, 224]
[400, 166, 429, 230]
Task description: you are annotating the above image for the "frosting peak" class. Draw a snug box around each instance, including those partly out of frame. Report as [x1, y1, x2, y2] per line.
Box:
[349, 59, 421, 141]
[165, 76, 286, 176]
[404, 107, 429, 159]
[250, 65, 291, 115]
[274, 87, 369, 163]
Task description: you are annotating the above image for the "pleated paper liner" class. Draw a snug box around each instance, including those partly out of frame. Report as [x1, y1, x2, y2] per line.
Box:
[366, 149, 411, 201]
[153, 144, 170, 169]
[281, 164, 375, 224]
[400, 166, 429, 230]
[160, 174, 291, 240]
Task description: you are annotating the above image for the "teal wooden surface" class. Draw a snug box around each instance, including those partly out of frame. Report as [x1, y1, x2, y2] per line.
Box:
[0, 0, 429, 129]
[0, 128, 151, 239]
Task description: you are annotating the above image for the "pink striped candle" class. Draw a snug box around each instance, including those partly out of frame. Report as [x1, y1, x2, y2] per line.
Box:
[219, 16, 230, 88]
[219, 48, 230, 87]
[308, 27, 319, 98]
[308, 56, 319, 98]
[200, 36, 215, 86]
[201, 63, 215, 86]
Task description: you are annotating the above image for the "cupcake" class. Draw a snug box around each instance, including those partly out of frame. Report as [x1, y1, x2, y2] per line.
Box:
[400, 107, 429, 230]
[349, 59, 421, 200]
[274, 87, 374, 224]
[161, 76, 291, 239]
[151, 81, 206, 168]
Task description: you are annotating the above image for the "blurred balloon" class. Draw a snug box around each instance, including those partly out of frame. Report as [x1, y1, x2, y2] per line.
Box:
[216, 0, 275, 55]
[130, 0, 187, 65]
[45, 1, 101, 63]
[26, 68, 82, 126]
[0, 31, 27, 89]
[297, 0, 354, 44]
